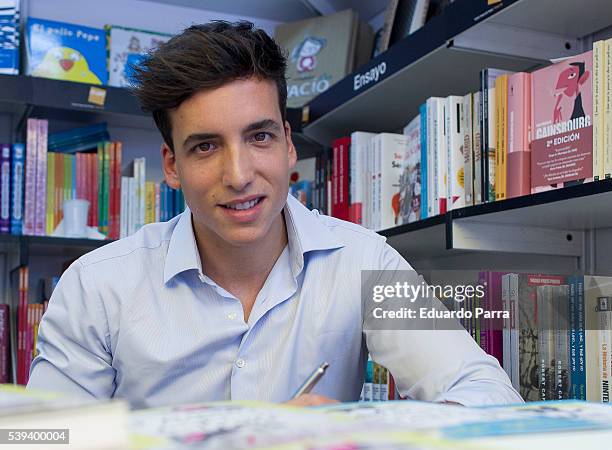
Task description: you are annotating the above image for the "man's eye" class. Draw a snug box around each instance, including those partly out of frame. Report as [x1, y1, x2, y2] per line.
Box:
[252, 132, 271, 143]
[194, 142, 215, 153]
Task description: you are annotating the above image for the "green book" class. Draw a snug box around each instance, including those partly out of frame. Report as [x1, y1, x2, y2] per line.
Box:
[97, 142, 105, 235]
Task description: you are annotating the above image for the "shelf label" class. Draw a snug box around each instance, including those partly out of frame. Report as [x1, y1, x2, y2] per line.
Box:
[353, 62, 387, 92]
[88, 86, 107, 106]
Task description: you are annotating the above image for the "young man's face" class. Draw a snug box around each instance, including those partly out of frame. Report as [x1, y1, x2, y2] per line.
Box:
[162, 77, 297, 248]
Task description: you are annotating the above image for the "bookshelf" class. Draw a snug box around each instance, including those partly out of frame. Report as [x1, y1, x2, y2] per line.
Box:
[302, 0, 612, 144]
[0, 74, 320, 158]
[383, 178, 612, 260]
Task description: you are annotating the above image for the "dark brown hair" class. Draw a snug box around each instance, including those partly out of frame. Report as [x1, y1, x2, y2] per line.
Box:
[131, 21, 288, 151]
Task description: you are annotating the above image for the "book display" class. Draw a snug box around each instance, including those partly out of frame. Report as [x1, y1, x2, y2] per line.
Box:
[0, 0, 612, 447]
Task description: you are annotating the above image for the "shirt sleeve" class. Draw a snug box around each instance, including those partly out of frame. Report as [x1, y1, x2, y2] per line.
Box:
[27, 259, 116, 399]
[363, 242, 523, 406]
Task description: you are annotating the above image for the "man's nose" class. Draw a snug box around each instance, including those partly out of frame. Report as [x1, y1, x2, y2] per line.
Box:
[221, 143, 255, 191]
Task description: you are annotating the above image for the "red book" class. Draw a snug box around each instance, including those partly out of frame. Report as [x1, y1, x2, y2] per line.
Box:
[0, 304, 9, 383]
[108, 142, 116, 239]
[16, 266, 28, 385]
[530, 50, 593, 193]
[507, 72, 531, 198]
[91, 152, 99, 229]
[332, 137, 350, 220]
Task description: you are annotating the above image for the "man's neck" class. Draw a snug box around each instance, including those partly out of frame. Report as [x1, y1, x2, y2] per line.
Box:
[192, 212, 289, 319]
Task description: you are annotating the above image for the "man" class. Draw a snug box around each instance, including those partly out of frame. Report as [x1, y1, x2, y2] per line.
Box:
[28, 21, 522, 408]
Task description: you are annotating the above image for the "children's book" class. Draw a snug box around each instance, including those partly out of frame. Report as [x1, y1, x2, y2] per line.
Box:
[26, 18, 107, 85]
[0, 0, 20, 74]
[106, 25, 171, 87]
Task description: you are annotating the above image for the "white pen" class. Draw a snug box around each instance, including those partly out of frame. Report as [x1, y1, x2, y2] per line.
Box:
[291, 362, 330, 399]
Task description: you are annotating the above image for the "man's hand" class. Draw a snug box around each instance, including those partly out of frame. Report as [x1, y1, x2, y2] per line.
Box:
[284, 394, 339, 407]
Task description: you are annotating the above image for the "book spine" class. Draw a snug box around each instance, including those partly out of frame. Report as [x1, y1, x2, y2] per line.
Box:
[103, 143, 111, 235]
[593, 41, 604, 181]
[419, 103, 428, 218]
[576, 276, 586, 400]
[0, 304, 9, 383]
[605, 39, 612, 179]
[139, 158, 146, 230]
[495, 75, 503, 200]
[556, 285, 570, 399]
[154, 183, 160, 222]
[53, 153, 61, 230]
[45, 153, 55, 235]
[473, 92, 482, 204]
[23, 119, 37, 236]
[128, 177, 136, 234]
[114, 142, 122, 238]
[380, 367, 389, 401]
[34, 119, 48, 236]
[462, 94, 474, 206]
[120, 177, 128, 238]
[91, 152, 98, 229]
[509, 273, 519, 392]
[0, 144, 11, 233]
[597, 297, 612, 402]
[569, 276, 578, 399]
[108, 143, 116, 238]
[16, 266, 28, 385]
[331, 141, 339, 219]
[349, 134, 359, 224]
[97, 143, 104, 233]
[364, 357, 373, 401]
[480, 71, 488, 203]
[10, 143, 25, 235]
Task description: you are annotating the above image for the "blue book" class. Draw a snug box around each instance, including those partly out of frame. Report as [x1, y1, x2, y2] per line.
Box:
[26, 17, 107, 84]
[10, 143, 24, 235]
[0, 1, 20, 74]
[419, 103, 428, 219]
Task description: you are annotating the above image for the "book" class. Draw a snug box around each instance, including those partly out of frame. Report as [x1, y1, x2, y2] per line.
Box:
[376, 0, 399, 56]
[22, 119, 38, 236]
[106, 25, 171, 87]
[0, 385, 129, 449]
[0, 144, 10, 233]
[494, 74, 508, 201]
[506, 72, 531, 198]
[401, 116, 421, 223]
[0, 304, 9, 383]
[389, 0, 430, 45]
[25, 18, 107, 84]
[0, 0, 20, 75]
[461, 93, 474, 206]
[530, 50, 593, 193]
[276, 10, 366, 107]
[373, 133, 408, 230]
[10, 143, 24, 235]
[593, 40, 605, 181]
[331, 137, 350, 221]
[445, 95, 464, 210]
[605, 39, 612, 180]
[472, 91, 482, 204]
[419, 103, 428, 218]
[34, 119, 48, 236]
[350, 132, 375, 225]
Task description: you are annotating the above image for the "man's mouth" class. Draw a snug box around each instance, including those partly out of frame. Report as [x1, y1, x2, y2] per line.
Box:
[221, 196, 264, 211]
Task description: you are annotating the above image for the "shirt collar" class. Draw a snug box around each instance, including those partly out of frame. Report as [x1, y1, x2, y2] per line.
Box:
[163, 194, 345, 284]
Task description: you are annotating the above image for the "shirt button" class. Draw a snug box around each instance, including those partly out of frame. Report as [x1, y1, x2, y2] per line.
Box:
[227, 313, 237, 320]
[235, 359, 246, 368]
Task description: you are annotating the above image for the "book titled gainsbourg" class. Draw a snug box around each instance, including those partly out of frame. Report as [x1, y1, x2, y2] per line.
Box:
[530, 51, 593, 193]
[275, 9, 373, 108]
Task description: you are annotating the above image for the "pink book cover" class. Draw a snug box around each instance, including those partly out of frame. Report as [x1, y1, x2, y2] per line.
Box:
[34, 119, 48, 236]
[507, 72, 531, 198]
[531, 51, 593, 193]
[479, 271, 504, 366]
[23, 119, 38, 236]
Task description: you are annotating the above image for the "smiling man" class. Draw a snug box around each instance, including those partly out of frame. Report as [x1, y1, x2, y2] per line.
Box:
[28, 21, 522, 408]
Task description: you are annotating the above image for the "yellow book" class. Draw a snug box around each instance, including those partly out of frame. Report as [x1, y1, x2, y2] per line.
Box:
[605, 38, 612, 179]
[500, 74, 509, 200]
[45, 153, 55, 235]
[145, 181, 155, 224]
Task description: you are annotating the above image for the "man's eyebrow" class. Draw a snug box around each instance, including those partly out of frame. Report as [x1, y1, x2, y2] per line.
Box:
[242, 119, 282, 134]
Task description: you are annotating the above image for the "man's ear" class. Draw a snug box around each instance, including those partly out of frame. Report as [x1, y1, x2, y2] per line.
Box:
[161, 142, 181, 190]
[284, 120, 298, 169]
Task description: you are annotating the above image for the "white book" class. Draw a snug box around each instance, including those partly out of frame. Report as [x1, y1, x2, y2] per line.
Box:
[593, 40, 604, 181]
[605, 39, 612, 180]
[135, 157, 146, 231]
[373, 133, 408, 230]
[350, 131, 376, 227]
[445, 96, 464, 210]
[502, 273, 511, 380]
[370, 136, 380, 230]
[120, 176, 129, 238]
[426, 98, 440, 218]
[128, 177, 136, 236]
[462, 93, 474, 206]
[509, 273, 519, 392]
[431, 98, 446, 215]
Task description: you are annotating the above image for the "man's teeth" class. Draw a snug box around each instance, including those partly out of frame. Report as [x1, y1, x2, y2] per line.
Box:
[226, 198, 260, 210]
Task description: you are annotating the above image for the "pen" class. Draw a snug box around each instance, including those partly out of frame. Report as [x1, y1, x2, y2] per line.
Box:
[291, 362, 330, 399]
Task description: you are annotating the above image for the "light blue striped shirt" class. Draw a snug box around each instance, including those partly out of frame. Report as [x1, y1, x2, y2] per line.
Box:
[28, 195, 521, 408]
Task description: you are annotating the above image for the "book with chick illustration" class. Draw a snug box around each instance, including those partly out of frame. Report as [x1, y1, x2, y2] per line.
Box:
[26, 18, 107, 85]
